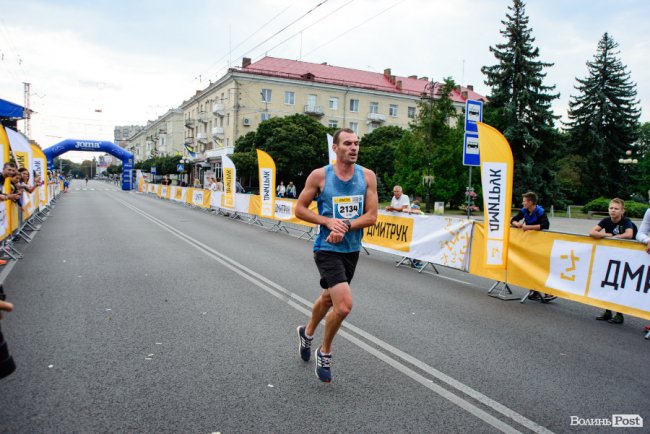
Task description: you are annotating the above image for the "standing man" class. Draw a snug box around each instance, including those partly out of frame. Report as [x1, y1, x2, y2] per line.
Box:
[295, 128, 378, 383]
[385, 185, 410, 212]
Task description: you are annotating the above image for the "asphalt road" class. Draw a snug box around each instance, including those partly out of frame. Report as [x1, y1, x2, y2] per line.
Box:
[0, 179, 648, 433]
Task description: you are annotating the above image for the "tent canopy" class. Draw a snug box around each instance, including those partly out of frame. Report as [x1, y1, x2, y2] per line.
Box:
[0, 98, 26, 119]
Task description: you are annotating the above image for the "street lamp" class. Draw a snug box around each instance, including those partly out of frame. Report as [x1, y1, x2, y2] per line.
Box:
[422, 79, 438, 213]
[619, 150, 638, 198]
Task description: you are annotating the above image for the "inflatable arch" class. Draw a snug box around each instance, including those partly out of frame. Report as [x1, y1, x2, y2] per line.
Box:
[43, 139, 134, 191]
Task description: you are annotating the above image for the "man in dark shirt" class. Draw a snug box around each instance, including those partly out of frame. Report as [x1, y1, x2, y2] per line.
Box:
[0, 162, 19, 201]
[589, 198, 636, 324]
[511, 191, 554, 302]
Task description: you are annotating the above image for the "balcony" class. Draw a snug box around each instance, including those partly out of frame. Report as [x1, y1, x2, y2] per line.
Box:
[185, 117, 196, 127]
[367, 112, 386, 123]
[211, 126, 225, 138]
[304, 105, 324, 116]
[205, 146, 235, 159]
[196, 132, 208, 144]
[212, 103, 225, 116]
[198, 111, 209, 123]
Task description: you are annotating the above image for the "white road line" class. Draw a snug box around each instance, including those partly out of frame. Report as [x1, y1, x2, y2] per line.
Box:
[110, 194, 554, 434]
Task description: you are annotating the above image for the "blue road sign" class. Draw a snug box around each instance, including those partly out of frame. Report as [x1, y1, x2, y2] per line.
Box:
[463, 100, 483, 166]
[463, 133, 480, 166]
[177, 164, 184, 172]
[465, 100, 483, 133]
[151, 166, 157, 175]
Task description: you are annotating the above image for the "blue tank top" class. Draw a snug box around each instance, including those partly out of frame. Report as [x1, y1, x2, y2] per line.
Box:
[314, 164, 367, 253]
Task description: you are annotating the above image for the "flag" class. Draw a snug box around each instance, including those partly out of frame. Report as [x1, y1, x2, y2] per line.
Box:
[327, 133, 336, 165]
[256, 149, 276, 218]
[0, 125, 10, 239]
[183, 143, 197, 158]
[477, 122, 514, 269]
[222, 154, 236, 209]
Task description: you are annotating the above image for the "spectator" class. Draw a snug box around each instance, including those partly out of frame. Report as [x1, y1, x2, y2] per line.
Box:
[0, 162, 17, 202]
[277, 180, 286, 198]
[208, 177, 218, 192]
[408, 198, 423, 215]
[510, 192, 554, 302]
[17, 168, 38, 194]
[236, 180, 245, 193]
[286, 181, 297, 198]
[215, 178, 224, 192]
[590, 198, 636, 325]
[636, 207, 650, 253]
[385, 185, 410, 212]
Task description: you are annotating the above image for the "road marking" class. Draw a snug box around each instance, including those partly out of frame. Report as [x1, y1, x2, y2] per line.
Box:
[110, 194, 554, 434]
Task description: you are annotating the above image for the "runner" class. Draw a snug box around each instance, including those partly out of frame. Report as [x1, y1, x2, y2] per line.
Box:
[294, 128, 378, 382]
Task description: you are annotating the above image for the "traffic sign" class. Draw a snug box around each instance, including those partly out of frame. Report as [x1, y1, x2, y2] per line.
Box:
[177, 164, 184, 172]
[151, 166, 157, 175]
[465, 100, 483, 133]
[463, 133, 480, 166]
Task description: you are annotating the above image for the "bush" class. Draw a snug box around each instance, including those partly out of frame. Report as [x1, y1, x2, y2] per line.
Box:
[583, 197, 649, 218]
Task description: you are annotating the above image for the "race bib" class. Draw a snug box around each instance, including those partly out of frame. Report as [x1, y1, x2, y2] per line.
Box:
[333, 195, 364, 219]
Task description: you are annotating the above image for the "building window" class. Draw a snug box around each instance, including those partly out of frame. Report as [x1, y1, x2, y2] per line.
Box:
[369, 102, 379, 114]
[284, 91, 295, 105]
[368, 123, 377, 133]
[261, 113, 271, 121]
[122, 129, 129, 139]
[261, 89, 272, 103]
[349, 122, 359, 135]
[389, 104, 398, 117]
[329, 97, 338, 110]
[408, 106, 416, 119]
[328, 120, 338, 128]
[226, 113, 230, 126]
[349, 99, 359, 112]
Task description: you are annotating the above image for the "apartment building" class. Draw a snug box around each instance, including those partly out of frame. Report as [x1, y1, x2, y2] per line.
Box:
[122, 109, 185, 162]
[180, 56, 486, 181]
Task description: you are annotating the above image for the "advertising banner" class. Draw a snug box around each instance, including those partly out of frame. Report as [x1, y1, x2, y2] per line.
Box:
[469, 225, 650, 320]
[327, 133, 336, 165]
[363, 212, 473, 271]
[189, 188, 211, 208]
[170, 186, 187, 203]
[256, 149, 276, 218]
[0, 125, 9, 240]
[222, 155, 236, 209]
[477, 122, 513, 269]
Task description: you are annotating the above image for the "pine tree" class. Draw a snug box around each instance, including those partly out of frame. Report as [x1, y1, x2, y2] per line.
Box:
[481, 0, 562, 205]
[565, 32, 641, 200]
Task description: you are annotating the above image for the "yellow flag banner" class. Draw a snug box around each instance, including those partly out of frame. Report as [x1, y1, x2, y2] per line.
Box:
[256, 149, 276, 218]
[222, 155, 236, 209]
[0, 125, 11, 241]
[477, 122, 514, 269]
[327, 133, 336, 165]
[31, 144, 49, 209]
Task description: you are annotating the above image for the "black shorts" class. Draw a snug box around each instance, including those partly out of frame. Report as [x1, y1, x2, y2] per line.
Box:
[314, 250, 360, 290]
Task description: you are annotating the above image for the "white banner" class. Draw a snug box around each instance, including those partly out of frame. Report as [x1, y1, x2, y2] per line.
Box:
[274, 199, 294, 220]
[170, 186, 187, 203]
[0, 202, 7, 235]
[327, 133, 336, 165]
[363, 212, 473, 271]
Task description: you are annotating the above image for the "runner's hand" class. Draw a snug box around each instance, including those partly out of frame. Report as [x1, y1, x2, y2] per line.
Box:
[0, 300, 13, 319]
[326, 218, 349, 234]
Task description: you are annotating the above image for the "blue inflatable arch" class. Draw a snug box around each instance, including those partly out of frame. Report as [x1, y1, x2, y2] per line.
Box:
[43, 139, 134, 191]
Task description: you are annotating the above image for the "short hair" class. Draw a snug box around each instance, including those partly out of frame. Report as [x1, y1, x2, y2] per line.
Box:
[3, 162, 16, 169]
[332, 128, 355, 145]
[393, 185, 403, 192]
[522, 192, 538, 204]
[610, 198, 625, 209]
[17, 167, 27, 173]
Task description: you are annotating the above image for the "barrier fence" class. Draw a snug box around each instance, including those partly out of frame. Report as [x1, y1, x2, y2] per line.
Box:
[139, 182, 650, 321]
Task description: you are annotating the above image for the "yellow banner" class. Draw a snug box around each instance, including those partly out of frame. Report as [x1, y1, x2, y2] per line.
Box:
[0, 125, 11, 240]
[364, 213, 414, 252]
[256, 149, 276, 218]
[469, 224, 650, 320]
[223, 167, 235, 209]
[477, 122, 513, 269]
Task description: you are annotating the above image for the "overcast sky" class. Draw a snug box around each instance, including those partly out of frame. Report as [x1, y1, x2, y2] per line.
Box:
[1, 0, 648, 163]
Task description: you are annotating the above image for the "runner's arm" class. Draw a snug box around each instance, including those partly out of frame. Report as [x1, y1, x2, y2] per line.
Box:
[348, 169, 378, 231]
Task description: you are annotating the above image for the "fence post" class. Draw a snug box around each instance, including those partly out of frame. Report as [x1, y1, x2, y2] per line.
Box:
[550, 205, 554, 218]
[567, 206, 571, 219]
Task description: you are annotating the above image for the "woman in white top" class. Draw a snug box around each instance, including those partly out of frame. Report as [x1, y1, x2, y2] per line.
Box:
[636, 208, 650, 253]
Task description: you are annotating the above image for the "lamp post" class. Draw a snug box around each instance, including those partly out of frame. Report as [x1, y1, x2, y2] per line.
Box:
[618, 150, 638, 198]
[422, 79, 438, 213]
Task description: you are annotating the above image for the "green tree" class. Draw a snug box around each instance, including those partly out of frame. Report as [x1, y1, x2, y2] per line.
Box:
[481, 0, 563, 205]
[565, 32, 641, 200]
[392, 78, 466, 208]
[358, 125, 405, 198]
[230, 114, 332, 191]
[630, 122, 650, 200]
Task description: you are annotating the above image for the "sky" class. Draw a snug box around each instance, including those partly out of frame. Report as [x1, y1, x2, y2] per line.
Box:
[1, 0, 649, 163]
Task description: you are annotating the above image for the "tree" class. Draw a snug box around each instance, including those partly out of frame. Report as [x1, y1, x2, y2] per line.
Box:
[630, 122, 650, 199]
[230, 114, 332, 191]
[392, 78, 466, 208]
[358, 125, 405, 199]
[565, 32, 641, 200]
[481, 0, 563, 205]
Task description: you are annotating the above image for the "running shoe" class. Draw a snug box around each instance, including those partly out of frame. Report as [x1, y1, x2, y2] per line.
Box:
[296, 325, 312, 362]
[315, 347, 332, 383]
[608, 313, 624, 325]
[596, 310, 613, 321]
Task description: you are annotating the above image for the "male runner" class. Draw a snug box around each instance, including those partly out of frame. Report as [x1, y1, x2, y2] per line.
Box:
[294, 128, 378, 382]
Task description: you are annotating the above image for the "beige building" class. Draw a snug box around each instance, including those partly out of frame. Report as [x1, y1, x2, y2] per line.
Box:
[180, 56, 485, 182]
[124, 108, 185, 163]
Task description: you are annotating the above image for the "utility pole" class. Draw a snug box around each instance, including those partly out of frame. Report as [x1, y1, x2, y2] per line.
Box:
[422, 80, 437, 213]
[23, 82, 31, 138]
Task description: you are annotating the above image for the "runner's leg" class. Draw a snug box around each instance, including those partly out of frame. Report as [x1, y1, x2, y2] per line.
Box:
[321, 282, 352, 353]
[306, 290, 332, 337]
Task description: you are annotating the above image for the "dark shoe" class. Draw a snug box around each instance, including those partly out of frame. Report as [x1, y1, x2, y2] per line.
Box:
[296, 326, 312, 362]
[541, 295, 557, 303]
[314, 347, 332, 383]
[527, 291, 542, 301]
[608, 313, 624, 325]
[596, 310, 613, 321]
